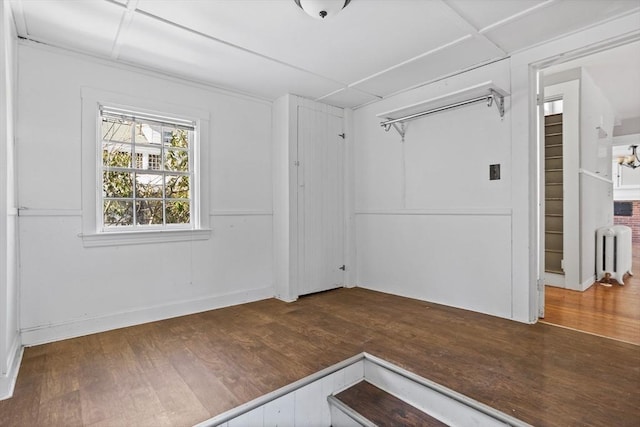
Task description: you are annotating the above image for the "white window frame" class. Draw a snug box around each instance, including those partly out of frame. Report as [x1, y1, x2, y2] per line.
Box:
[81, 87, 211, 247]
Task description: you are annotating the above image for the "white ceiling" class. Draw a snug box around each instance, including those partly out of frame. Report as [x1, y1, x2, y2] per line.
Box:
[545, 40, 640, 122]
[9, 0, 640, 109]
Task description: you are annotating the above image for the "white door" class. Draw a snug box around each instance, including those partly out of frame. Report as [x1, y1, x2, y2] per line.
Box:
[297, 106, 345, 295]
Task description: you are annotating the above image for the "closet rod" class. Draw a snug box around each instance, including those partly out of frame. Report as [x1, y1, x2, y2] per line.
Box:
[380, 90, 503, 131]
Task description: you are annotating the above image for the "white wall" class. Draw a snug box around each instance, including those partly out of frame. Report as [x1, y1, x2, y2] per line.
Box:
[17, 42, 274, 345]
[0, 0, 21, 399]
[354, 12, 640, 322]
[353, 60, 514, 319]
[579, 69, 614, 288]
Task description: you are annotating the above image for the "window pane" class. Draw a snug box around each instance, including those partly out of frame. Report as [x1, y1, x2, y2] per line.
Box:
[102, 118, 133, 143]
[136, 123, 161, 145]
[100, 106, 195, 232]
[544, 99, 563, 116]
[136, 147, 163, 171]
[165, 175, 190, 199]
[103, 143, 132, 168]
[135, 173, 163, 198]
[164, 128, 190, 149]
[103, 172, 133, 197]
[136, 200, 164, 225]
[166, 201, 190, 224]
[103, 200, 133, 226]
[164, 149, 189, 172]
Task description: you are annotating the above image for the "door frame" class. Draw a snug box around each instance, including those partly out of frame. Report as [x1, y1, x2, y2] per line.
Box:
[529, 33, 640, 319]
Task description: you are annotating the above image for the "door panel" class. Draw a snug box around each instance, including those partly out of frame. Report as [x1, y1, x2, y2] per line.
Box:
[297, 106, 345, 295]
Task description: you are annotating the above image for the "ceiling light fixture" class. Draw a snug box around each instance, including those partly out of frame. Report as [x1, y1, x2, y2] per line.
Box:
[294, 0, 351, 20]
[618, 145, 640, 169]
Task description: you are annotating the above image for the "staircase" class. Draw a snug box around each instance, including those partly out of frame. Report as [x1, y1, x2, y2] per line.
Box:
[545, 113, 564, 275]
[329, 381, 446, 426]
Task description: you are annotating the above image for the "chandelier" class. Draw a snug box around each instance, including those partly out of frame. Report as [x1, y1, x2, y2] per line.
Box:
[618, 145, 640, 169]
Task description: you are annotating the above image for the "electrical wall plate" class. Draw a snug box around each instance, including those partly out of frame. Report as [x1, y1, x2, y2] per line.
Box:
[490, 164, 501, 180]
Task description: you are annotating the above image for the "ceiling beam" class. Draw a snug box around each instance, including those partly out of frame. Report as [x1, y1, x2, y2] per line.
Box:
[110, 0, 138, 60]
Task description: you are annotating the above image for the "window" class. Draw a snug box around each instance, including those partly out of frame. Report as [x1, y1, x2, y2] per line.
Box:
[81, 88, 210, 247]
[100, 106, 194, 230]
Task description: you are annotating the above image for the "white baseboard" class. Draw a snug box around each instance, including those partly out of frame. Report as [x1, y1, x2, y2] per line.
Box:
[0, 334, 24, 400]
[21, 286, 274, 346]
[544, 272, 565, 287]
[580, 275, 596, 291]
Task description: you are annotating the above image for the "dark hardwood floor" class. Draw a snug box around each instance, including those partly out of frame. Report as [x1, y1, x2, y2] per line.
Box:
[335, 381, 447, 427]
[0, 287, 638, 426]
[543, 244, 640, 345]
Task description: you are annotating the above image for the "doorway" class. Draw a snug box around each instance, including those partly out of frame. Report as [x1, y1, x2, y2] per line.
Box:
[536, 40, 640, 343]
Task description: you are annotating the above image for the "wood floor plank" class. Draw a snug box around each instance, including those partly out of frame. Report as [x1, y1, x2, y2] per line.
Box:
[335, 381, 447, 427]
[543, 244, 640, 344]
[1, 288, 638, 427]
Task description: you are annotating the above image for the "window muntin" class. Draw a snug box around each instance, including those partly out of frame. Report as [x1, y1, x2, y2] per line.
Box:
[100, 106, 195, 230]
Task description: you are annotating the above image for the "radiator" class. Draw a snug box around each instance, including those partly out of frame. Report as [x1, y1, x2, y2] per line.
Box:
[596, 225, 633, 284]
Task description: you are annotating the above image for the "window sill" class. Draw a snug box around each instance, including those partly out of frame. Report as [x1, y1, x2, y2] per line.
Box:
[80, 228, 212, 248]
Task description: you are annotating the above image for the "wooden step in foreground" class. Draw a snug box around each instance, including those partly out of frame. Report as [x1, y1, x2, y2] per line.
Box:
[332, 380, 448, 427]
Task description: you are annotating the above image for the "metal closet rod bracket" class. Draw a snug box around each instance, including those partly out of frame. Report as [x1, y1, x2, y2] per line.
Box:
[380, 89, 506, 141]
[488, 89, 505, 118]
[382, 122, 406, 142]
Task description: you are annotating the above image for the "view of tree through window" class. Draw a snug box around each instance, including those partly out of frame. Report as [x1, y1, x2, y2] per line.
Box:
[100, 109, 194, 229]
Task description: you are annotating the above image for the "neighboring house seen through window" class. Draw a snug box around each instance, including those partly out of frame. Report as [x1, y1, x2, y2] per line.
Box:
[100, 106, 195, 230]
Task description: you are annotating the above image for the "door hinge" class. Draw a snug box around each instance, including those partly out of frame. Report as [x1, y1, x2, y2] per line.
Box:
[339, 265, 346, 271]
[338, 133, 345, 139]
[294, 160, 300, 166]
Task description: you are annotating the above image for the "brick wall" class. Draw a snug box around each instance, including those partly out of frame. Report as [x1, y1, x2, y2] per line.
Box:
[614, 200, 640, 243]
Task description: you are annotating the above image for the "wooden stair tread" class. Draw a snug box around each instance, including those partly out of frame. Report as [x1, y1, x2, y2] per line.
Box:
[334, 381, 447, 427]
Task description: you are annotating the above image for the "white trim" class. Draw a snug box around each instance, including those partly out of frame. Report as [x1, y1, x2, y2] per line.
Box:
[209, 209, 273, 216]
[327, 395, 377, 427]
[195, 353, 365, 427]
[80, 87, 211, 246]
[0, 334, 23, 400]
[612, 133, 640, 147]
[544, 272, 565, 288]
[614, 187, 640, 201]
[364, 353, 531, 427]
[354, 208, 512, 216]
[18, 208, 82, 217]
[79, 228, 212, 248]
[580, 275, 596, 292]
[579, 168, 613, 184]
[349, 35, 472, 89]
[18, 209, 274, 218]
[197, 352, 532, 427]
[21, 285, 273, 346]
[479, 0, 557, 34]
